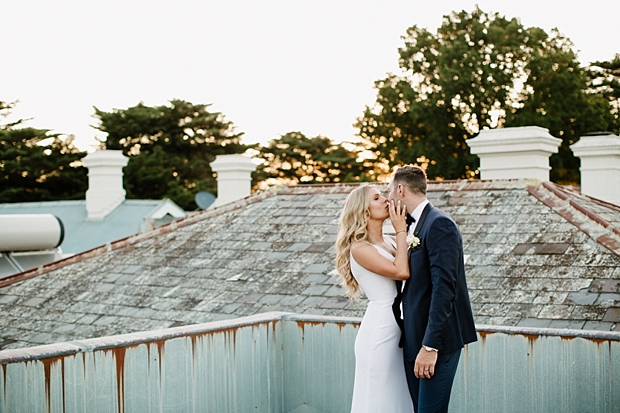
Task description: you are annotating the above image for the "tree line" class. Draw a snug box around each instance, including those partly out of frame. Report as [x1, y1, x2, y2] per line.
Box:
[2, 7, 619, 210]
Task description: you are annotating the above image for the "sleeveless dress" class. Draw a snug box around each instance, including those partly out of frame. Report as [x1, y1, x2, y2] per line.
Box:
[350, 237, 414, 413]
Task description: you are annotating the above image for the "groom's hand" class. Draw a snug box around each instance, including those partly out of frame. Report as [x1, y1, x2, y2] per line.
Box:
[414, 347, 437, 379]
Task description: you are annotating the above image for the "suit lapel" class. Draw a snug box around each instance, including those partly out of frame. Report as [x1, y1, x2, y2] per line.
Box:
[404, 202, 433, 293]
[412, 202, 433, 235]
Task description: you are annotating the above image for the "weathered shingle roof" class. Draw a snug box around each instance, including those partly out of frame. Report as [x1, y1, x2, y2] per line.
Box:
[1, 179, 619, 350]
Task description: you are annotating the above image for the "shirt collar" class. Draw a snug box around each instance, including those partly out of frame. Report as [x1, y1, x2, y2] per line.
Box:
[410, 199, 429, 223]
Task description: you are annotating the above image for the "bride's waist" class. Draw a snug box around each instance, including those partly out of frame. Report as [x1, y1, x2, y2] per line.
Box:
[366, 298, 396, 305]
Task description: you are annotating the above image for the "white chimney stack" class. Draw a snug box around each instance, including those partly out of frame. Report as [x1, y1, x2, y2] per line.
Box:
[210, 154, 257, 208]
[570, 132, 620, 206]
[467, 126, 562, 181]
[82, 150, 129, 220]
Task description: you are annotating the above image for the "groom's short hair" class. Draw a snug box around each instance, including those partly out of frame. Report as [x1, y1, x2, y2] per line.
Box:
[393, 165, 427, 195]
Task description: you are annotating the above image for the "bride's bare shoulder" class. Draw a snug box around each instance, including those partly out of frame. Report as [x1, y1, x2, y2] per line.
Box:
[351, 240, 373, 253]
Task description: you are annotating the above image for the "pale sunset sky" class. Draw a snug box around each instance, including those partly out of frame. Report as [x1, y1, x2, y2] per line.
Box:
[1, 0, 618, 151]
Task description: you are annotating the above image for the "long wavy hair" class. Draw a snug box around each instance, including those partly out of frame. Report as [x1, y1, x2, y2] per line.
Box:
[335, 185, 373, 299]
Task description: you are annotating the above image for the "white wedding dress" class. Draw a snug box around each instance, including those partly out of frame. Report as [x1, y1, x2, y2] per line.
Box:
[350, 237, 414, 413]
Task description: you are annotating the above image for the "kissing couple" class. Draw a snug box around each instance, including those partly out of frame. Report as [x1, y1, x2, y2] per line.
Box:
[335, 165, 477, 413]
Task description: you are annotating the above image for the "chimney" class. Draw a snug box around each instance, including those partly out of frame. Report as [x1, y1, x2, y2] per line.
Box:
[467, 126, 562, 181]
[570, 132, 620, 206]
[210, 154, 257, 208]
[82, 150, 129, 220]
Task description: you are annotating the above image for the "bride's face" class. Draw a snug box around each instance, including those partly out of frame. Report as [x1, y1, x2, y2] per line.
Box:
[368, 187, 389, 221]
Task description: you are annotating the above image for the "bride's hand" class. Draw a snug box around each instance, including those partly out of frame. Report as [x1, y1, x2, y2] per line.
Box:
[389, 200, 407, 234]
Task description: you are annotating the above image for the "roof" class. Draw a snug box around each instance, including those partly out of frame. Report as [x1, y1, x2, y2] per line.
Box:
[0, 199, 185, 255]
[0, 179, 619, 350]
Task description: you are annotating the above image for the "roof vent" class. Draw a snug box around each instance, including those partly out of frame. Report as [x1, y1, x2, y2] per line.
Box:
[210, 154, 257, 208]
[467, 126, 562, 181]
[570, 132, 620, 206]
[82, 150, 129, 220]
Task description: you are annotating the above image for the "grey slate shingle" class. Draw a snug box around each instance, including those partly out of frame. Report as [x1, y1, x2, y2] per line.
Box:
[1, 179, 620, 350]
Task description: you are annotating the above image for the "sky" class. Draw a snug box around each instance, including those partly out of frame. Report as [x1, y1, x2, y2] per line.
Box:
[2, 0, 619, 152]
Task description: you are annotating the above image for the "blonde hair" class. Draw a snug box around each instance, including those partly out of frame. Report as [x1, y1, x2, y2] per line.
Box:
[335, 185, 373, 298]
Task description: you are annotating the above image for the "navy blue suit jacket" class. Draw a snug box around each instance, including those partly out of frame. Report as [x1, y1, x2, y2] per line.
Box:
[402, 203, 477, 360]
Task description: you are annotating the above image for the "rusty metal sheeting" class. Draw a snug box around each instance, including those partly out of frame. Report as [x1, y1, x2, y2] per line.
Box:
[452, 324, 620, 413]
[1, 314, 619, 413]
[0, 312, 359, 413]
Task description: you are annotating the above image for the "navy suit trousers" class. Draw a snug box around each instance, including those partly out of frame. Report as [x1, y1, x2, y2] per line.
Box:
[404, 349, 461, 413]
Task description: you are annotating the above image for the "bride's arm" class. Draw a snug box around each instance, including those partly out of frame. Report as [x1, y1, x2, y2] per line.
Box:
[351, 241, 409, 280]
[350, 200, 409, 280]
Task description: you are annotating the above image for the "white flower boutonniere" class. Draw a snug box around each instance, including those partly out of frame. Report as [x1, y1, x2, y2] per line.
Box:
[407, 234, 420, 249]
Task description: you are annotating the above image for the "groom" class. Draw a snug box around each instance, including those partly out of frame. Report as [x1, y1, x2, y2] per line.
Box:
[387, 166, 477, 413]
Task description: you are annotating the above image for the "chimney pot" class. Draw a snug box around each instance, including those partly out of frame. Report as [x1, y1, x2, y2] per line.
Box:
[467, 126, 562, 181]
[210, 154, 257, 208]
[570, 132, 620, 206]
[82, 150, 129, 220]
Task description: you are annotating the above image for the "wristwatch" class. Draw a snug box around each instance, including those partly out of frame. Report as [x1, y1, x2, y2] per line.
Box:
[423, 345, 438, 352]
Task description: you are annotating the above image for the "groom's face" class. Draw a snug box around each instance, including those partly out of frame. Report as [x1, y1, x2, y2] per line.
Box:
[386, 180, 398, 203]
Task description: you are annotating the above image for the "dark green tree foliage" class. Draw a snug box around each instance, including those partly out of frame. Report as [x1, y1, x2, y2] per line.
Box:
[95, 99, 248, 210]
[505, 37, 616, 183]
[587, 54, 620, 134]
[255, 132, 374, 185]
[357, 7, 616, 183]
[0, 101, 87, 203]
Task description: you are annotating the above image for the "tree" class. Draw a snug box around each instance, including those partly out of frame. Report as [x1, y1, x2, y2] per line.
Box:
[95, 99, 249, 210]
[587, 54, 620, 134]
[356, 7, 616, 183]
[505, 41, 616, 183]
[0, 101, 87, 203]
[255, 132, 375, 186]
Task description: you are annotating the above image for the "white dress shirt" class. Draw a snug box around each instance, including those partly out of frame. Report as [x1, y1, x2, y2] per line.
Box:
[408, 199, 429, 235]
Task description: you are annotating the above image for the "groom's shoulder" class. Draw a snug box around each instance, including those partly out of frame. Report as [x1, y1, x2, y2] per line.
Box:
[428, 207, 457, 226]
[429, 206, 451, 220]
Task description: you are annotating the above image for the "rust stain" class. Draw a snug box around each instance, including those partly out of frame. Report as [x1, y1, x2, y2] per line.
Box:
[584, 337, 612, 345]
[82, 352, 87, 380]
[518, 333, 539, 341]
[61, 358, 66, 413]
[114, 347, 126, 413]
[154, 339, 166, 377]
[541, 182, 570, 200]
[295, 320, 327, 329]
[2, 363, 6, 404]
[190, 334, 198, 363]
[597, 235, 620, 253]
[569, 199, 613, 229]
[104, 344, 140, 413]
[41, 356, 64, 413]
[477, 331, 494, 340]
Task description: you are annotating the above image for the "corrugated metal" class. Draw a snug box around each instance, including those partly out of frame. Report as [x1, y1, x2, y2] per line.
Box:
[1, 314, 619, 413]
[0, 313, 288, 413]
[451, 325, 620, 413]
[281, 315, 358, 413]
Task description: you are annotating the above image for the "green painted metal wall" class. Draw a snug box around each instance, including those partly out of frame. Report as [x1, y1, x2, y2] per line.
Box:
[451, 326, 620, 413]
[1, 313, 619, 413]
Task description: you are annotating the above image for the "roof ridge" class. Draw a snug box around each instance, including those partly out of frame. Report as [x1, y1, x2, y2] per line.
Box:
[548, 182, 620, 213]
[288, 178, 531, 193]
[527, 182, 620, 257]
[0, 188, 280, 288]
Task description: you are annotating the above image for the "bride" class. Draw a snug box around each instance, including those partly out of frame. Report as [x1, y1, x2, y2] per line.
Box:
[335, 185, 414, 413]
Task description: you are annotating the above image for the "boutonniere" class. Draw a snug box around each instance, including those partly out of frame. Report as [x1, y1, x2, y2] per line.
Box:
[407, 233, 420, 249]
